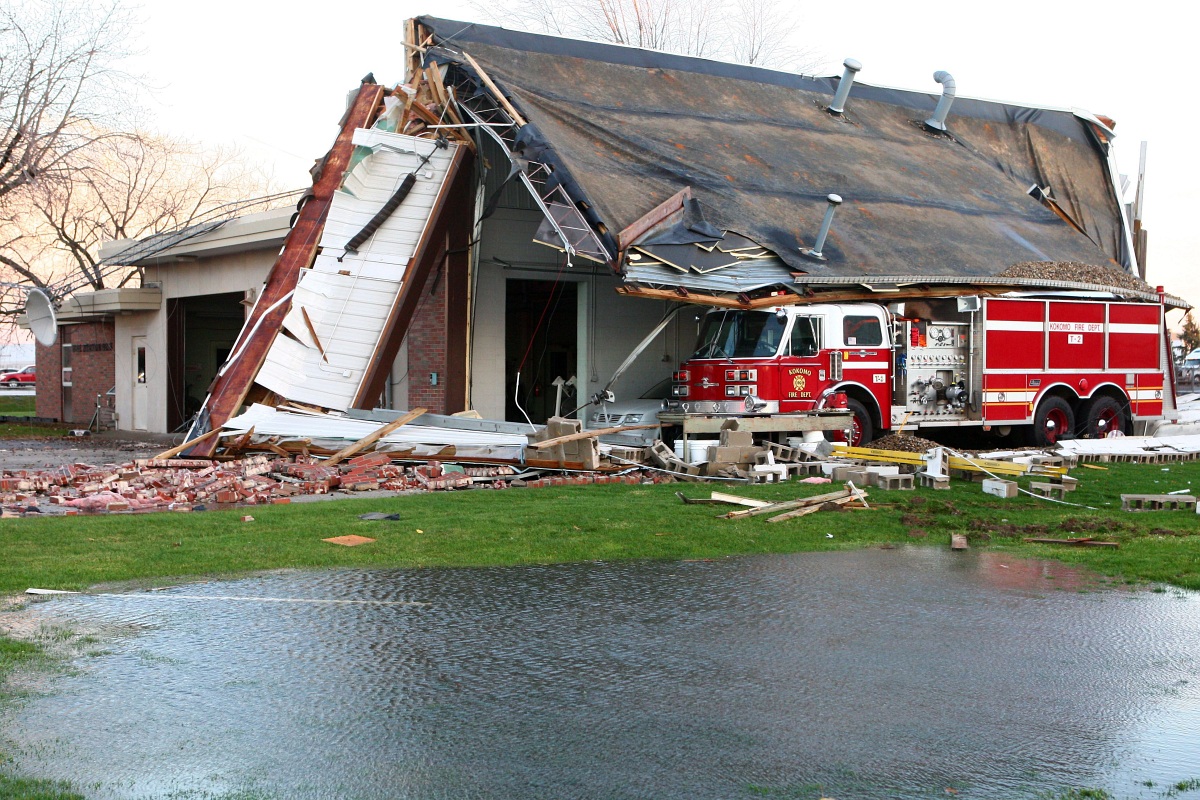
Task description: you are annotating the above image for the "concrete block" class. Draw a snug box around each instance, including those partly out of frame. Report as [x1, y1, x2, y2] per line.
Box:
[982, 478, 1017, 499]
[875, 473, 914, 490]
[1030, 481, 1066, 500]
[720, 429, 754, 448]
[917, 471, 950, 490]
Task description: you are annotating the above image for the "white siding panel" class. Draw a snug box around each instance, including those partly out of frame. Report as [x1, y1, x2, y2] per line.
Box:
[258, 130, 458, 410]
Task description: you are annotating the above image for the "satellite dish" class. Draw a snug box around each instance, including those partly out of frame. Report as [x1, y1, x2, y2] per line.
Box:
[25, 288, 58, 347]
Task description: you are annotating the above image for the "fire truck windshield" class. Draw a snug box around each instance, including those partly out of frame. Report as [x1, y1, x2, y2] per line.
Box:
[692, 310, 787, 359]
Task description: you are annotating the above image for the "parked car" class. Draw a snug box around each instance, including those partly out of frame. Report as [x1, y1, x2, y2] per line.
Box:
[586, 377, 671, 444]
[1180, 348, 1200, 385]
[2, 366, 35, 387]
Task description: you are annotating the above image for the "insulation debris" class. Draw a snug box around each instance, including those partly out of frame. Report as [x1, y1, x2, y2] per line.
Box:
[996, 261, 1153, 294]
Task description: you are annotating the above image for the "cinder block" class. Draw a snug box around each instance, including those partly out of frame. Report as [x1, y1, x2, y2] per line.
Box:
[720, 429, 754, 447]
[1029, 481, 1066, 500]
[982, 478, 1017, 499]
[917, 472, 950, 490]
[875, 473, 914, 490]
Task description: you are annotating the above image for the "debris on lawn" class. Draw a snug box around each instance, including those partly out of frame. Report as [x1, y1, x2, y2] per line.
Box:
[9, 399, 1200, 518]
[322, 535, 376, 547]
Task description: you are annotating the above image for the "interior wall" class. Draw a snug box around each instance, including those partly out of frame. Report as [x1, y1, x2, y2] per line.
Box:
[470, 207, 691, 421]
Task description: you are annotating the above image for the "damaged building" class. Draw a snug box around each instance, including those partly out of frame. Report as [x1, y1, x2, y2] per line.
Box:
[34, 16, 1180, 450]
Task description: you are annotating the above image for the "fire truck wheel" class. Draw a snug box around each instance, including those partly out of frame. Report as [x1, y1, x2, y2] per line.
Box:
[824, 398, 873, 447]
[1080, 396, 1126, 439]
[1031, 396, 1075, 447]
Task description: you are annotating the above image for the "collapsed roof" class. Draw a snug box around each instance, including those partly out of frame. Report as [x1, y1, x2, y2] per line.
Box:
[418, 16, 1149, 302]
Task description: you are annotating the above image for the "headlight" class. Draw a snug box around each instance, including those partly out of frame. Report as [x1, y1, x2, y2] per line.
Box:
[625, 414, 643, 424]
[672, 385, 690, 397]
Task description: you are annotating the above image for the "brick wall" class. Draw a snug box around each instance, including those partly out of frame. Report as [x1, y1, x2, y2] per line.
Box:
[406, 266, 448, 413]
[35, 321, 115, 423]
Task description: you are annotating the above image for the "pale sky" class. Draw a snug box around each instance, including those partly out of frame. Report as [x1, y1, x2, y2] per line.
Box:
[128, 0, 1196, 313]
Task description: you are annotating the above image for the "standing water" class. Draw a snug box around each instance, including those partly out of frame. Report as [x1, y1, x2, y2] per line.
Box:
[5, 548, 1199, 799]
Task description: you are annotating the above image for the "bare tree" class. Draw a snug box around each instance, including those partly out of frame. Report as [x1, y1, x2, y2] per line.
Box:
[0, 0, 280, 325]
[0, 130, 278, 309]
[475, 0, 819, 70]
[0, 0, 131, 204]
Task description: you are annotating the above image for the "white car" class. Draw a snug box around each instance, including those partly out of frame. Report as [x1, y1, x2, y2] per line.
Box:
[586, 378, 671, 444]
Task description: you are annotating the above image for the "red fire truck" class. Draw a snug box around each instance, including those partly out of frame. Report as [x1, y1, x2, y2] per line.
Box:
[663, 294, 1173, 447]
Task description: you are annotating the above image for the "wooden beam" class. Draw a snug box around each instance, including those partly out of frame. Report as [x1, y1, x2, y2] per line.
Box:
[460, 50, 527, 126]
[528, 423, 661, 450]
[324, 407, 428, 466]
[617, 187, 692, 251]
[155, 428, 221, 460]
[190, 81, 385, 456]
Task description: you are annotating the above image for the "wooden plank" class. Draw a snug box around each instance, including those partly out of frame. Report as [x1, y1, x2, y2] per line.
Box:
[324, 407, 427, 466]
[724, 488, 852, 519]
[676, 492, 728, 505]
[189, 81, 385, 456]
[154, 428, 221, 460]
[460, 50, 527, 126]
[617, 187, 692, 251]
[299, 307, 327, 362]
[709, 491, 773, 508]
[528, 423, 661, 450]
[766, 492, 864, 522]
[1023, 537, 1120, 548]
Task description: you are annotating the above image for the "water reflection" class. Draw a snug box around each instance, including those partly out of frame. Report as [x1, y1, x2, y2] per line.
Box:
[7, 548, 1199, 799]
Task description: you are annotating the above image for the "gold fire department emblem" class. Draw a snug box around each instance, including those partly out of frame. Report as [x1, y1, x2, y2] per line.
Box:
[792, 374, 806, 392]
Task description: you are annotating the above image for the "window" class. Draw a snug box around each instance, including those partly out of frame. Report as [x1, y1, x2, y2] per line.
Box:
[843, 315, 883, 347]
[788, 317, 820, 357]
[137, 346, 147, 384]
[693, 311, 789, 359]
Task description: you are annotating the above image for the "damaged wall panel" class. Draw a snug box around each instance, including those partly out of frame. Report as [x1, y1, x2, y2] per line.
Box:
[256, 129, 460, 411]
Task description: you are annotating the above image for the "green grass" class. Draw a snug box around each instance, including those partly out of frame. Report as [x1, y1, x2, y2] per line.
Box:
[1, 461, 1198, 594]
[0, 396, 35, 417]
[0, 421, 70, 438]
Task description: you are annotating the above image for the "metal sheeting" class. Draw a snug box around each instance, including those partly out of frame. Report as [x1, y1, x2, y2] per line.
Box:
[223, 404, 528, 459]
[256, 130, 458, 410]
[624, 259, 794, 293]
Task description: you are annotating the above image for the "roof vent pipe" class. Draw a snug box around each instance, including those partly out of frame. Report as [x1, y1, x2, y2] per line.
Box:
[801, 194, 843, 260]
[827, 58, 862, 114]
[924, 71, 956, 131]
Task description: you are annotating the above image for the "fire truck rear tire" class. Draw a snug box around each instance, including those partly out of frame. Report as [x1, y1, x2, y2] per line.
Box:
[1080, 396, 1127, 439]
[1031, 396, 1075, 447]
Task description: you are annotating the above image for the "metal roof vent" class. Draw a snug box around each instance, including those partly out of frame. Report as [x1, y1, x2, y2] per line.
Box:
[827, 58, 862, 115]
[801, 194, 843, 261]
[924, 71, 956, 132]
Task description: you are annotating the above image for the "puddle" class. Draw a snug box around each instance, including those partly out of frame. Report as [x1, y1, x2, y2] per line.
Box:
[4, 548, 1199, 799]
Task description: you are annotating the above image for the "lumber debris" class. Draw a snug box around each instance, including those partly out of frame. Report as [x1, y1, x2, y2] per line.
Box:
[528, 422, 661, 450]
[324, 408, 427, 466]
[724, 485, 866, 520]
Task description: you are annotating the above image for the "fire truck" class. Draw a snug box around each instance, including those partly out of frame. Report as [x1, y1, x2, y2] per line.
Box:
[662, 294, 1174, 447]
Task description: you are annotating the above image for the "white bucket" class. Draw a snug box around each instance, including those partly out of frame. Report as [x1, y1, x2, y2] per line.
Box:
[686, 438, 719, 464]
[673, 440, 686, 460]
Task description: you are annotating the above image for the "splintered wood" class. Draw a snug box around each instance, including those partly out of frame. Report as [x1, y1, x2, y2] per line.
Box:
[686, 483, 870, 523]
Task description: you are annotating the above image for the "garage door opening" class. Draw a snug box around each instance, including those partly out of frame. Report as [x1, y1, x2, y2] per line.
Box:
[505, 280, 577, 424]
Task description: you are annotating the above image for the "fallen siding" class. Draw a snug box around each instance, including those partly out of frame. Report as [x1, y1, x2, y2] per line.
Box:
[256, 130, 459, 410]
